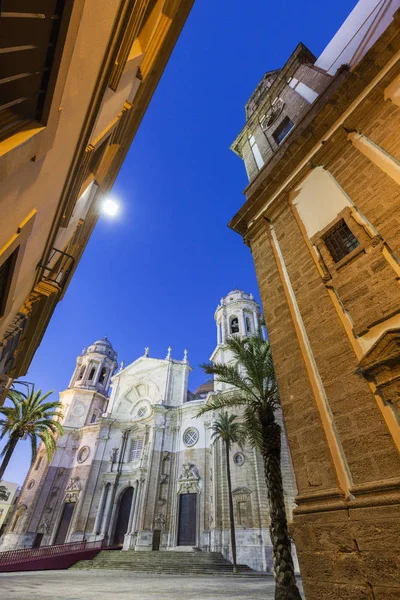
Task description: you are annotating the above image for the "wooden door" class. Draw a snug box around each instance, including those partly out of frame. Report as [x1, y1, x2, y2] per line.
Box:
[177, 493, 197, 546]
[152, 529, 161, 551]
[54, 502, 75, 545]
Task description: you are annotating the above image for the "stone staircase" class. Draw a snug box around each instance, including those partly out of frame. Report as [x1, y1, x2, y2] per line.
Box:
[71, 549, 256, 575]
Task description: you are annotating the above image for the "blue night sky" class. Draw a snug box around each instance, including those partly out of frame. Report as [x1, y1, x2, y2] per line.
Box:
[4, 0, 357, 484]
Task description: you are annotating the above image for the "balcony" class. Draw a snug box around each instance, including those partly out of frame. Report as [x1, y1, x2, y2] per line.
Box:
[38, 247, 75, 290]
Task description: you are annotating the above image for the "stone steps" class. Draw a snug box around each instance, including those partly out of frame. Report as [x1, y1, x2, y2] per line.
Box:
[72, 550, 255, 575]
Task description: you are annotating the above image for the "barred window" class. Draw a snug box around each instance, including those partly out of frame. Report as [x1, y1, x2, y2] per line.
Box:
[130, 440, 143, 462]
[323, 219, 359, 263]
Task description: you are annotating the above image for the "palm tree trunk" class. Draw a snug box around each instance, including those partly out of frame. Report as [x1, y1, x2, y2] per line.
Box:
[225, 439, 237, 573]
[0, 435, 19, 481]
[261, 412, 302, 600]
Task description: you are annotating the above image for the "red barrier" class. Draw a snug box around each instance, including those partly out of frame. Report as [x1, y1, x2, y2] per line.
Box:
[0, 540, 102, 572]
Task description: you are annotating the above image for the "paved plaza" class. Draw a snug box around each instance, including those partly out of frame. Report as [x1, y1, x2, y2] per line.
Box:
[0, 570, 304, 600]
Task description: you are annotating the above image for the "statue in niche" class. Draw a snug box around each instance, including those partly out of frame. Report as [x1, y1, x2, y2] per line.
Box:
[109, 447, 119, 463]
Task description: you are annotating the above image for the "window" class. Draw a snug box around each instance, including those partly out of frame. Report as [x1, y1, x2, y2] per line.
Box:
[130, 439, 143, 461]
[77, 446, 90, 463]
[183, 428, 199, 447]
[0, 1, 71, 142]
[90, 411, 99, 424]
[27, 480, 35, 490]
[78, 366, 85, 380]
[233, 452, 245, 466]
[35, 456, 43, 471]
[98, 367, 107, 385]
[230, 317, 239, 334]
[273, 117, 294, 145]
[248, 134, 264, 169]
[0, 248, 19, 318]
[323, 219, 359, 263]
[137, 406, 147, 418]
[88, 367, 96, 381]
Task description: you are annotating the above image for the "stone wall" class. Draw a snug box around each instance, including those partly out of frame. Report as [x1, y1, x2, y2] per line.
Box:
[243, 25, 400, 600]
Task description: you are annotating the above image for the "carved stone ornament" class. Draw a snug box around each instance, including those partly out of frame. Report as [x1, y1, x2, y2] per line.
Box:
[178, 462, 200, 494]
[65, 477, 81, 503]
[154, 513, 166, 529]
[39, 518, 50, 534]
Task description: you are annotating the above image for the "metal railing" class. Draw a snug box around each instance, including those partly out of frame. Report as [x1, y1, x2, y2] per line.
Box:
[38, 247, 75, 289]
[0, 540, 102, 566]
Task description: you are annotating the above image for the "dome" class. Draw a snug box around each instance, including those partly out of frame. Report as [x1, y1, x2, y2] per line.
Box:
[86, 337, 117, 359]
[193, 381, 214, 397]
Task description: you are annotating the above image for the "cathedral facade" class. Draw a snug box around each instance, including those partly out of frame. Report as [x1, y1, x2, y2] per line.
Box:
[0, 291, 296, 572]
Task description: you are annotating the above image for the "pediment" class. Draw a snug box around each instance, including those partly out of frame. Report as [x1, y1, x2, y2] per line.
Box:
[113, 356, 168, 379]
[358, 329, 400, 376]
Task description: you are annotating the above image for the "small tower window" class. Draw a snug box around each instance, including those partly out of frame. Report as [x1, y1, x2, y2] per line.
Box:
[90, 410, 100, 424]
[323, 219, 359, 263]
[273, 116, 294, 145]
[98, 367, 107, 385]
[230, 317, 239, 334]
[35, 456, 43, 471]
[78, 366, 85, 380]
[88, 367, 96, 381]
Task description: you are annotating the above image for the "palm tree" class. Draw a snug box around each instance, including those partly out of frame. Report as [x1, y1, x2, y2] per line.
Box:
[197, 332, 302, 600]
[0, 386, 64, 481]
[210, 411, 242, 574]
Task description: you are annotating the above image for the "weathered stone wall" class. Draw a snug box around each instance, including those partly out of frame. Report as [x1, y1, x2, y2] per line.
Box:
[245, 32, 400, 599]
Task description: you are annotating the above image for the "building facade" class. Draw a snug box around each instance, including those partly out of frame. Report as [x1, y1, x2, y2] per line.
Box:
[0, 480, 19, 537]
[0, 291, 297, 572]
[0, 0, 194, 403]
[229, 2, 400, 598]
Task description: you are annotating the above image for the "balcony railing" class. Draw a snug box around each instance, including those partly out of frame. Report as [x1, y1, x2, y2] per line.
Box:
[38, 247, 75, 289]
[0, 540, 102, 567]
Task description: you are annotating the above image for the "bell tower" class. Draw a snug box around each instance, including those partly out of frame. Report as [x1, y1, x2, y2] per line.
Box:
[69, 337, 117, 393]
[210, 290, 261, 390]
[61, 337, 118, 428]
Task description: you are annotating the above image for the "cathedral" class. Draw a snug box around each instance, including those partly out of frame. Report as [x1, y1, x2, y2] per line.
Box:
[0, 290, 296, 572]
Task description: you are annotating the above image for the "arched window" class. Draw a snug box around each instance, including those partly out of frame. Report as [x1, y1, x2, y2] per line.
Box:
[88, 367, 96, 381]
[35, 456, 43, 471]
[90, 410, 100, 424]
[230, 317, 239, 334]
[245, 316, 252, 334]
[99, 367, 107, 385]
[78, 366, 85, 380]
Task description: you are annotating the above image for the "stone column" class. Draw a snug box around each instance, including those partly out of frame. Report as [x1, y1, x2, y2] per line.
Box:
[127, 485, 137, 534]
[217, 321, 221, 345]
[100, 484, 114, 536]
[241, 311, 247, 336]
[253, 310, 259, 331]
[93, 484, 107, 535]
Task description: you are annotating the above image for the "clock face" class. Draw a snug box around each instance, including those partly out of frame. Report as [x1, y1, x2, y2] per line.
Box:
[72, 402, 85, 417]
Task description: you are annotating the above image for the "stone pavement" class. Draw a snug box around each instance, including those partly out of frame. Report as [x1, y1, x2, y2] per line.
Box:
[0, 570, 304, 600]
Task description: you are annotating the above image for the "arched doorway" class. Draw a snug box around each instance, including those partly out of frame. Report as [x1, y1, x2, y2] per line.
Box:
[112, 487, 134, 545]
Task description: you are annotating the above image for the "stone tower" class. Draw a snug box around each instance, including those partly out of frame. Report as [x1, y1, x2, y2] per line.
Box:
[210, 290, 261, 391]
[61, 337, 118, 429]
